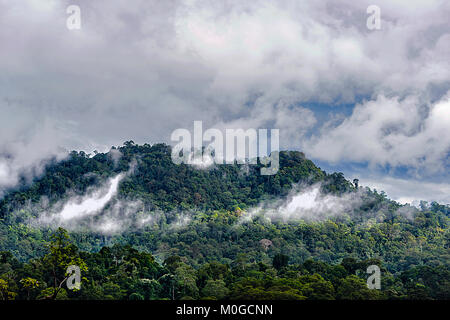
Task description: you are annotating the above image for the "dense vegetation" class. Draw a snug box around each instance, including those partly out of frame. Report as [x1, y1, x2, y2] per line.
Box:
[0, 228, 448, 300]
[0, 142, 448, 300]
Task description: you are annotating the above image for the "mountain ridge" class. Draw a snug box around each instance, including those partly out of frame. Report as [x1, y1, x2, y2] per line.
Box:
[0, 141, 448, 274]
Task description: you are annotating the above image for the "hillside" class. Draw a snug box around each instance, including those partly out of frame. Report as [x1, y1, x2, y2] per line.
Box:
[0, 141, 448, 300]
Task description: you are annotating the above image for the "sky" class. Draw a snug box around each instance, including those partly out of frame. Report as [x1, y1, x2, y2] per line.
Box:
[0, 0, 449, 204]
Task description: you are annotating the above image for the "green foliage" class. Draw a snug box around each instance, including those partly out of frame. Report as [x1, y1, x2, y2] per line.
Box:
[0, 142, 448, 300]
[202, 279, 229, 299]
[273, 254, 289, 270]
[0, 278, 17, 300]
[0, 227, 448, 300]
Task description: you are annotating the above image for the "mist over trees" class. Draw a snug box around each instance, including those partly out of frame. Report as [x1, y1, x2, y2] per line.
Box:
[0, 142, 448, 300]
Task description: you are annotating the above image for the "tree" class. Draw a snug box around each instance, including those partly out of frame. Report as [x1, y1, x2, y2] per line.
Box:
[0, 279, 16, 300]
[164, 256, 182, 273]
[174, 264, 199, 299]
[273, 254, 289, 270]
[20, 277, 40, 300]
[202, 279, 229, 299]
[129, 292, 144, 300]
[341, 257, 359, 274]
[41, 228, 87, 300]
[298, 274, 335, 300]
[336, 275, 383, 300]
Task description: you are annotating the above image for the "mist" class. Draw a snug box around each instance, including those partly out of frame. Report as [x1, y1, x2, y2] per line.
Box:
[240, 183, 377, 224]
[27, 168, 193, 235]
[58, 174, 123, 222]
[23, 167, 420, 235]
[31, 173, 132, 233]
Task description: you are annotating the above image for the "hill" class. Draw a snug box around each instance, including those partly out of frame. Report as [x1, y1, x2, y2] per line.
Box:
[0, 141, 448, 300]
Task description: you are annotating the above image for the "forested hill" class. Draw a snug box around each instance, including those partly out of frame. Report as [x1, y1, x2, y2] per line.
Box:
[0, 142, 449, 300]
[0, 141, 353, 217]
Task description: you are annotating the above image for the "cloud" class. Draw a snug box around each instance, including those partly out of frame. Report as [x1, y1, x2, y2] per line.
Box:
[362, 176, 450, 206]
[239, 179, 445, 225]
[0, 112, 69, 195]
[27, 173, 153, 235]
[168, 214, 192, 230]
[27, 160, 149, 234]
[0, 0, 449, 199]
[212, 96, 317, 149]
[240, 183, 368, 223]
[303, 94, 450, 174]
[32, 173, 127, 231]
[108, 148, 123, 167]
[1, 0, 448, 140]
[27, 166, 194, 235]
[56, 174, 123, 222]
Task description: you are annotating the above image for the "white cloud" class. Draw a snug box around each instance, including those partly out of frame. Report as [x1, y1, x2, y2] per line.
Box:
[0, 111, 69, 194]
[362, 176, 450, 205]
[35, 173, 124, 226]
[240, 183, 372, 223]
[0, 0, 449, 198]
[58, 174, 123, 222]
[303, 94, 450, 174]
